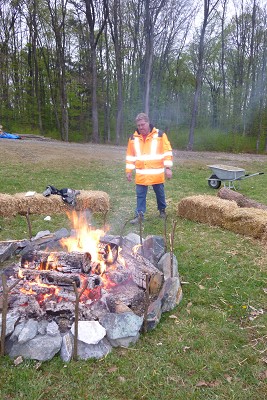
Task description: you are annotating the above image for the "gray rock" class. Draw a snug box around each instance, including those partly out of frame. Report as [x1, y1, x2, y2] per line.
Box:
[46, 321, 60, 336]
[38, 320, 48, 335]
[0, 311, 21, 337]
[158, 277, 182, 312]
[101, 234, 120, 245]
[77, 337, 112, 360]
[146, 298, 162, 331]
[53, 228, 70, 240]
[0, 242, 18, 262]
[18, 319, 38, 344]
[157, 252, 178, 279]
[9, 321, 25, 342]
[32, 230, 51, 240]
[141, 235, 165, 266]
[60, 332, 74, 362]
[100, 312, 143, 340]
[108, 334, 140, 348]
[123, 233, 141, 248]
[8, 333, 62, 361]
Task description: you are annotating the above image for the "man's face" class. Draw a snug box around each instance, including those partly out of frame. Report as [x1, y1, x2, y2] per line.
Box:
[137, 119, 150, 135]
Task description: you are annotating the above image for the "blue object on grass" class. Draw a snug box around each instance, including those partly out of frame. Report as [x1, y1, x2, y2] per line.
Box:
[0, 132, 21, 139]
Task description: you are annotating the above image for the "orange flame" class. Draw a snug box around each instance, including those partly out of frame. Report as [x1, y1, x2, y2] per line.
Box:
[132, 244, 142, 255]
[60, 211, 108, 273]
[17, 211, 122, 306]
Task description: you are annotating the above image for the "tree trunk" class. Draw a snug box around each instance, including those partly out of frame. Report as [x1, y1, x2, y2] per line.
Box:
[218, 187, 267, 210]
[84, 0, 108, 143]
[187, 0, 220, 150]
[47, 0, 69, 141]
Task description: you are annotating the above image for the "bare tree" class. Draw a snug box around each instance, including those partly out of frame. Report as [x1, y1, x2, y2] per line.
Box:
[83, 0, 108, 143]
[46, 0, 69, 141]
[143, 0, 166, 114]
[0, 2, 18, 118]
[108, 0, 124, 144]
[187, 0, 220, 150]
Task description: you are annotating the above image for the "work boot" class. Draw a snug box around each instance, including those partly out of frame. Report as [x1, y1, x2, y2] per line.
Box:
[159, 209, 166, 218]
[130, 212, 144, 225]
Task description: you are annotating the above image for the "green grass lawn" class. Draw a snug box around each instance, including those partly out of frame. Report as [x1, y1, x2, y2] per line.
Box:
[0, 146, 266, 399]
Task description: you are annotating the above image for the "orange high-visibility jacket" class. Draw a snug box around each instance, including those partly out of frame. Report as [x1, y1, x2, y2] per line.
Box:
[126, 127, 173, 186]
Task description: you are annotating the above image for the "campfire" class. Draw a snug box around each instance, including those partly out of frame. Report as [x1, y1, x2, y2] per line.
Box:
[0, 211, 182, 362]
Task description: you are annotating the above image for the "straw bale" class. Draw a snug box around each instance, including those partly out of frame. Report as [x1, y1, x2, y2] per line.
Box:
[177, 195, 267, 240]
[0, 193, 18, 217]
[222, 208, 267, 239]
[75, 190, 110, 213]
[177, 195, 239, 227]
[0, 190, 109, 218]
[14, 193, 70, 215]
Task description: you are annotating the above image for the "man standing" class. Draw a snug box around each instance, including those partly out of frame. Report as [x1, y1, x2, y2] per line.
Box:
[126, 113, 173, 224]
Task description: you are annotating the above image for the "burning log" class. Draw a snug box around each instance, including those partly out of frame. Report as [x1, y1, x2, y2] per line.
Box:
[21, 250, 93, 274]
[21, 242, 118, 274]
[18, 269, 102, 290]
[122, 249, 163, 294]
[18, 269, 81, 287]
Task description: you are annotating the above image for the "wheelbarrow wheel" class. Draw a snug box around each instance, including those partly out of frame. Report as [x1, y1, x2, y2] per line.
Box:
[208, 174, 221, 189]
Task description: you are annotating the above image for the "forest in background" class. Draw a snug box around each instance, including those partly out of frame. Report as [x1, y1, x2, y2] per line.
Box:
[0, 0, 267, 152]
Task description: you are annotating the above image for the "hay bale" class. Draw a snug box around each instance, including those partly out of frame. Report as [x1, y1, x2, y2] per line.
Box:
[75, 190, 110, 213]
[177, 195, 267, 240]
[0, 191, 109, 217]
[177, 195, 239, 227]
[223, 208, 267, 239]
[14, 193, 70, 215]
[0, 193, 18, 217]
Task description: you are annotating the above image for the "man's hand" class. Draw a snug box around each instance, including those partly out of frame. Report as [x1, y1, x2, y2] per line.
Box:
[165, 168, 172, 179]
[126, 172, 132, 182]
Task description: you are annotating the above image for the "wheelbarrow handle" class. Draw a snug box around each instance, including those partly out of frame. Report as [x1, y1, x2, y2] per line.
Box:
[241, 172, 264, 180]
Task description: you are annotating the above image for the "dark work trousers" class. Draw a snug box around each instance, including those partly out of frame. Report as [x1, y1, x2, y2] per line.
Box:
[135, 183, 166, 216]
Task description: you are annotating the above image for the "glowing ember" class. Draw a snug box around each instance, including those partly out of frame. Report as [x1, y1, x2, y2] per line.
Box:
[16, 211, 125, 307]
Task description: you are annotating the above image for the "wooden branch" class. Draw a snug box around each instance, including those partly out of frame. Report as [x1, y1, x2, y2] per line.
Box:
[169, 220, 177, 278]
[142, 273, 150, 334]
[138, 214, 144, 257]
[25, 207, 32, 239]
[119, 218, 132, 248]
[1, 274, 21, 356]
[163, 214, 168, 253]
[103, 210, 108, 231]
[72, 279, 89, 361]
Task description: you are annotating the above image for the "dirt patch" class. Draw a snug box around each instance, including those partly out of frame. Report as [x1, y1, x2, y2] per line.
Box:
[0, 137, 267, 168]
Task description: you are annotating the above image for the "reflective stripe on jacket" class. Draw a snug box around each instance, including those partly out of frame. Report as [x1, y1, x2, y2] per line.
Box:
[126, 127, 173, 185]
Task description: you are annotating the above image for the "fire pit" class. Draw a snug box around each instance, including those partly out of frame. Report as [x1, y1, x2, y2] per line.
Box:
[0, 212, 182, 362]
